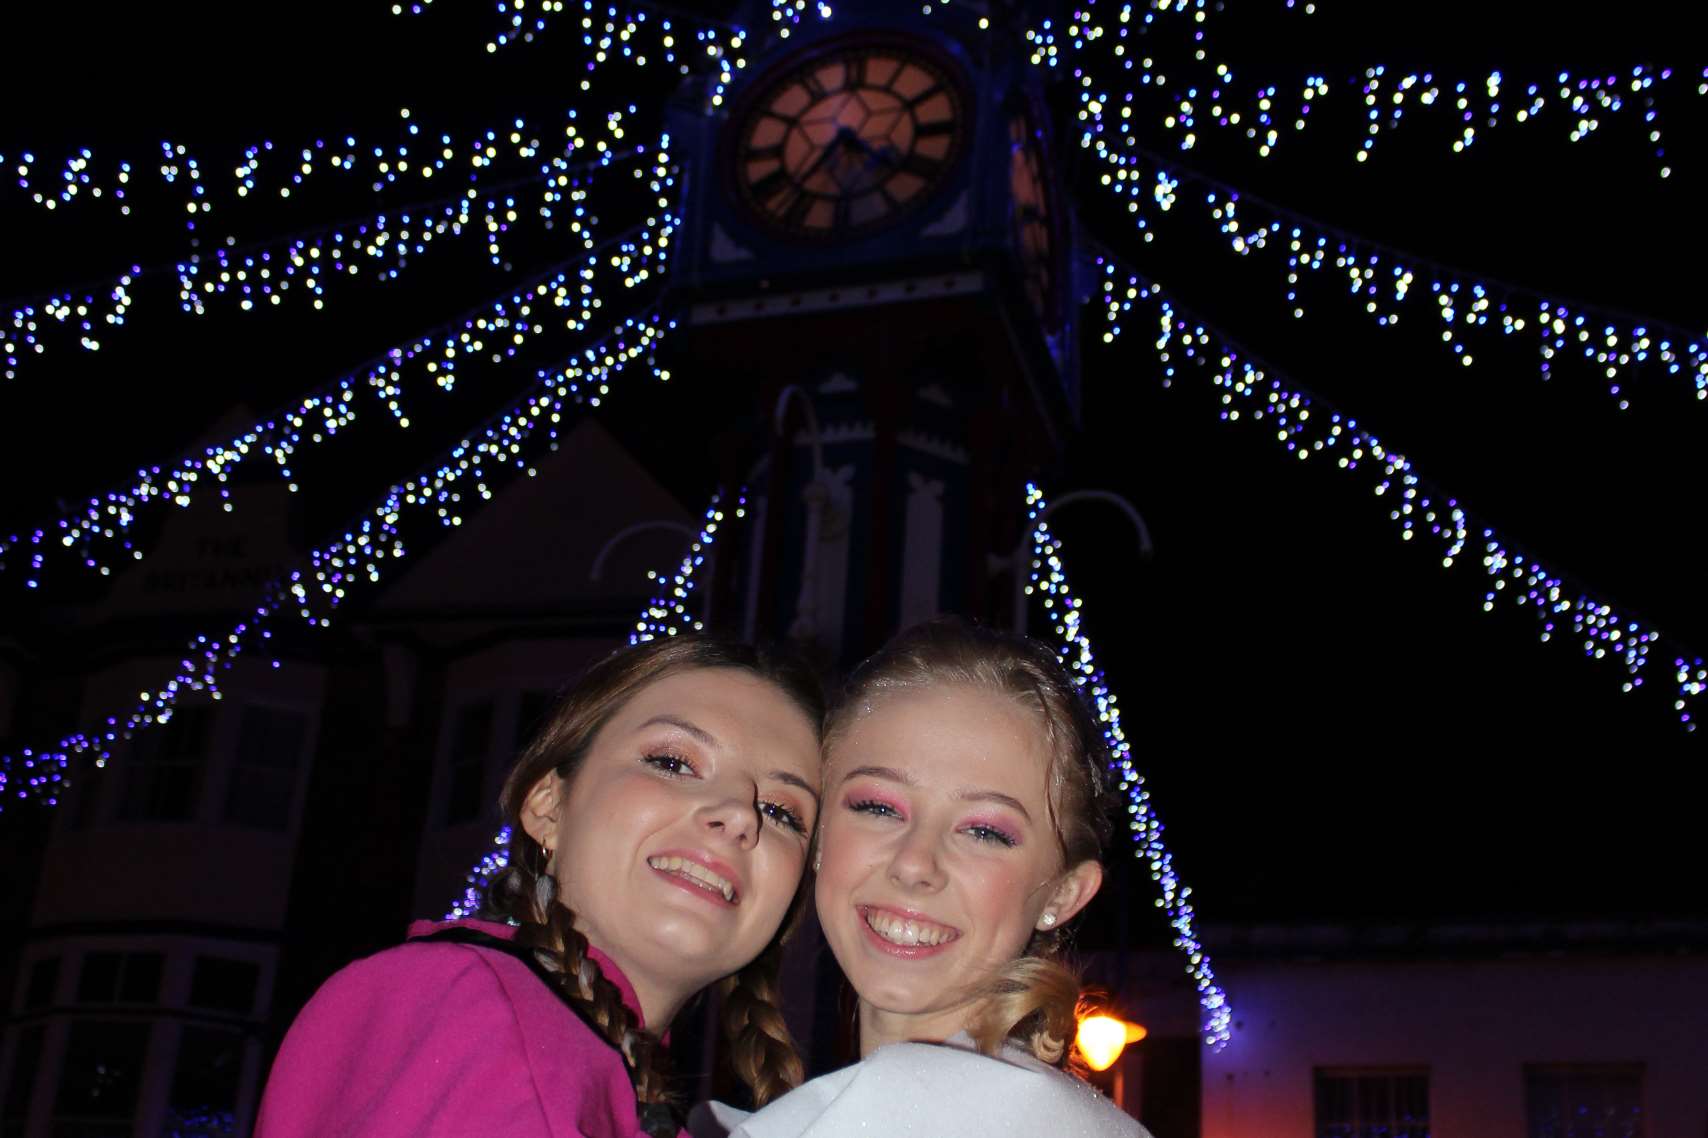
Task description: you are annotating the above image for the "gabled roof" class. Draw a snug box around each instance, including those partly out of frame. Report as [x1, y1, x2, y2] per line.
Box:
[372, 418, 695, 617]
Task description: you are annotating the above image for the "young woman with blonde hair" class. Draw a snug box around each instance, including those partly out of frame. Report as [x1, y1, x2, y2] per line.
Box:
[258, 635, 824, 1138]
[697, 618, 1153, 1137]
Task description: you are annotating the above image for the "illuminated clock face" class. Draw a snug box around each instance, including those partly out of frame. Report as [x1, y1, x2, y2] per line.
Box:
[1009, 107, 1057, 328]
[732, 43, 967, 239]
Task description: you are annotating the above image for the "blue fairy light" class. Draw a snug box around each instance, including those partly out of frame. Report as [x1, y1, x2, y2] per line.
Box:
[1025, 482, 1234, 1050]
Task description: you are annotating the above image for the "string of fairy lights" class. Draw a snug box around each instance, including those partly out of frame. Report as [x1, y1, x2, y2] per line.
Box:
[1, 143, 676, 589]
[1089, 253, 1706, 732]
[0, 305, 677, 812]
[447, 826, 517, 921]
[445, 488, 745, 920]
[3, 273, 139, 375]
[1024, 3, 1227, 72]
[4, 112, 651, 380]
[1052, 8, 1706, 728]
[1153, 63, 1699, 175]
[0, 1, 721, 805]
[398, 0, 763, 108]
[631, 490, 745, 644]
[1078, 128, 1708, 408]
[174, 190, 536, 312]
[1038, 3, 1701, 176]
[406, 0, 839, 53]
[1025, 481, 1232, 1049]
[399, 0, 734, 55]
[172, 147, 651, 315]
[2, 106, 646, 221]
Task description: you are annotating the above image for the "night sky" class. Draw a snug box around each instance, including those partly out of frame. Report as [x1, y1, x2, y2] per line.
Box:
[2, 0, 1703, 944]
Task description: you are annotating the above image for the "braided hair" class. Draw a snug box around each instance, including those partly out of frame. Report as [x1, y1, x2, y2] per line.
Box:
[487, 635, 823, 1135]
[717, 930, 807, 1105]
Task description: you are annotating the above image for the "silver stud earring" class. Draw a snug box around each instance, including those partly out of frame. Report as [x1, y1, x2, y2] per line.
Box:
[1040, 912, 1057, 928]
[812, 849, 822, 873]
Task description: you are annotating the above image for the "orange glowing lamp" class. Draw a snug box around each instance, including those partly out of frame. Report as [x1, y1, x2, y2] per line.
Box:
[1075, 1013, 1149, 1072]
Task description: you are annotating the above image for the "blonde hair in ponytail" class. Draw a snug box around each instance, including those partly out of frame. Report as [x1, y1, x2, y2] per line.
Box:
[488, 635, 824, 1129]
[965, 956, 1084, 1067]
[825, 618, 1116, 1069]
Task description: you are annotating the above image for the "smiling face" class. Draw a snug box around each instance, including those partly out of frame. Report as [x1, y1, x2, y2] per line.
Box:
[814, 683, 1102, 1052]
[521, 667, 821, 1029]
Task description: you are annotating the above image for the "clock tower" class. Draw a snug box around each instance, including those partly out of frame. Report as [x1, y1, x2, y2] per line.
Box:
[666, 2, 1078, 668]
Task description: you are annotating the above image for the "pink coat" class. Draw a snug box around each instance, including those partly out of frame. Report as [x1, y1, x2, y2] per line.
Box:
[255, 918, 683, 1138]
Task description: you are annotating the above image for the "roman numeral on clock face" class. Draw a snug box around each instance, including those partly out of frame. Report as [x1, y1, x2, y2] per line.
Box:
[750, 168, 790, 203]
[779, 189, 816, 229]
[898, 154, 945, 178]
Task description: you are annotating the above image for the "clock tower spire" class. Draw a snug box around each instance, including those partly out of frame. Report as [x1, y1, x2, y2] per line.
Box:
[666, 2, 1079, 667]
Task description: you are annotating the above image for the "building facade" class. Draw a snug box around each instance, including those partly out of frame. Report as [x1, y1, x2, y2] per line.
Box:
[1094, 920, 1708, 1138]
[1, 421, 696, 1137]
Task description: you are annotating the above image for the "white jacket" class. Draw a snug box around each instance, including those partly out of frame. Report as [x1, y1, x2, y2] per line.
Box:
[690, 1034, 1155, 1138]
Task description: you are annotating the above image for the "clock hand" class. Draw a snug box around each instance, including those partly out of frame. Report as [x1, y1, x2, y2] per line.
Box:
[789, 127, 869, 196]
[830, 128, 906, 193]
[840, 128, 898, 167]
[779, 137, 840, 208]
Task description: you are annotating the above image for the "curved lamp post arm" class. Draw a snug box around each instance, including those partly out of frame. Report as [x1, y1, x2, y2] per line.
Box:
[772, 384, 827, 482]
[772, 385, 837, 642]
[999, 488, 1154, 634]
[589, 520, 698, 583]
[1043, 490, 1155, 558]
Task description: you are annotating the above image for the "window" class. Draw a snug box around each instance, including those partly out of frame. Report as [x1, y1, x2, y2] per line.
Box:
[224, 705, 309, 830]
[163, 1027, 244, 1138]
[444, 700, 494, 825]
[188, 956, 259, 1017]
[76, 951, 163, 1005]
[24, 957, 60, 1009]
[2, 1024, 46, 1138]
[51, 1020, 151, 1137]
[1315, 1069, 1430, 1138]
[1526, 1064, 1644, 1138]
[119, 704, 212, 822]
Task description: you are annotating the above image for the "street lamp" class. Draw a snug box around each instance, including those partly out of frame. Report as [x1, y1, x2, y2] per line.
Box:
[1076, 1012, 1148, 1073]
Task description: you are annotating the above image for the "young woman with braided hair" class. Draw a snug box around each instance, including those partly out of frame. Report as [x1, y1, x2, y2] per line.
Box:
[694, 619, 1155, 1138]
[257, 635, 823, 1138]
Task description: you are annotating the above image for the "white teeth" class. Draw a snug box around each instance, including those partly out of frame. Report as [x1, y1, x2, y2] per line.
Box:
[864, 909, 956, 947]
[648, 855, 736, 902]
